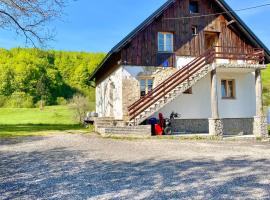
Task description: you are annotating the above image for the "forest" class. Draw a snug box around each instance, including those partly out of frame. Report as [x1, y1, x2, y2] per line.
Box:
[0, 48, 105, 108]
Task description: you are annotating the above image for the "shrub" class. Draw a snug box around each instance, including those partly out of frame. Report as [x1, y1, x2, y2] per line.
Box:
[0, 95, 7, 107]
[56, 97, 67, 105]
[5, 92, 34, 108]
[69, 94, 90, 124]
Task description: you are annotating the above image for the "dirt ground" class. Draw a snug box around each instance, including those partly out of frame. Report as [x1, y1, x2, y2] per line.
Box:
[1, 134, 270, 200]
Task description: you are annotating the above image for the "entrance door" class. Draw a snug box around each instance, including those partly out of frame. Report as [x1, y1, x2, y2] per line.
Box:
[204, 32, 219, 51]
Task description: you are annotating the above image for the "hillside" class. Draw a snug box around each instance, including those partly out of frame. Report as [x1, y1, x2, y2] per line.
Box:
[0, 48, 105, 107]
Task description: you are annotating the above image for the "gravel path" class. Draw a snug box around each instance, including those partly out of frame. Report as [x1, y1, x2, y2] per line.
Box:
[0, 134, 270, 200]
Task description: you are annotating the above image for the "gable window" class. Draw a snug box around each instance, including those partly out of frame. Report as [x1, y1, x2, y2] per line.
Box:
[140, 78, 154, 97]
[158, 32, 174, 52]
[189, 1, 199, 14]
[221, 79, 235, 99]
[192, 25, 198, 35]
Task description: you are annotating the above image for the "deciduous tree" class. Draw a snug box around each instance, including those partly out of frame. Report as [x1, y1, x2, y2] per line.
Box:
[0, 0, 67, 46]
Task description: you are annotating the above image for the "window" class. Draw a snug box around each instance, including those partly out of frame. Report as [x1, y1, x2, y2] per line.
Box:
[158, 32, 174, 52]
[189, 1, 199, 14]
[221, 79, 235, 99]
[140, 78, 154, 97]
[192, 25, 198, 35]
[183, 88, 192, 94]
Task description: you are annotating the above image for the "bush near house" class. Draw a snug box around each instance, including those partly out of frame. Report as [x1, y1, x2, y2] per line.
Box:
[262, 64, 270, 107]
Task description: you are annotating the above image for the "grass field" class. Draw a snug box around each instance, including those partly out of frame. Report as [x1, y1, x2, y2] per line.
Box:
[0, 105, 87, 138]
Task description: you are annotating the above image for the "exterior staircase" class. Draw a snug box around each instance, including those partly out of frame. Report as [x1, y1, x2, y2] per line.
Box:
[127, 46, 265, 126]
[128, 49, 215, 125]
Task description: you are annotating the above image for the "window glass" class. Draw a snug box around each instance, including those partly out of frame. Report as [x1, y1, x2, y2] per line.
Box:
[140, 79, 146, 97]
[221, 80, 235, 99]
[189, 1, 199, 13]
[158, 33, 165, 51]
[221, 80, 227, 98]
[228, 80, 234, 97]
[158, 32, 173, 52]
[140, 79, 154, 97]
[148, 79, 153, 92]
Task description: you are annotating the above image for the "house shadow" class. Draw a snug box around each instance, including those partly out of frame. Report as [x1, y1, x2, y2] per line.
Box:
[1, 148, 270, 199]
[0, 124, 82, 133]
[0, 124, 84, 145]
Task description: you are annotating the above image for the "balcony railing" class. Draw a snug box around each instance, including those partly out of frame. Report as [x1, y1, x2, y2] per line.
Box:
[213, 46, 265, 64]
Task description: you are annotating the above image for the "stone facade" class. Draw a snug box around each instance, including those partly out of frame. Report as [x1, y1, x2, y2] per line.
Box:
[222, 118, 254, 135]
[209, 118, 224, 136]
[122, 78, 140, 120]
[253, 116, 268, 138]
[171, 119, 209, 133]
[153, 67, 178, 88]
[171, 118, 256, 136]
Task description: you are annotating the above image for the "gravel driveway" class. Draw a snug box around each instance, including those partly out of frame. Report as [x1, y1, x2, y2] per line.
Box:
[0, 134, 270, 200]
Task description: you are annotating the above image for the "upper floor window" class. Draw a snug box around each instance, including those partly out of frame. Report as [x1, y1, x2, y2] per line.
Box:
[158, 32, 174, 52]
[189, 1, 199, 14]
[221, 79, 235, 99]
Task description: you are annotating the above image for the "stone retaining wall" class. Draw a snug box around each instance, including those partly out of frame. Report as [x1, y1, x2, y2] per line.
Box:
[222, 118, 254, 135]
[171, 119, 209, 133]
[171, 118, 255, 135]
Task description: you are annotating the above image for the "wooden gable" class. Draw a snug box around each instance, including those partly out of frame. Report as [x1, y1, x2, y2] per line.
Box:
[120, 0, 253, 66]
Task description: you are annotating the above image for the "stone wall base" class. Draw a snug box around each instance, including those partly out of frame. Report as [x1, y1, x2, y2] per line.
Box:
[253, 116, 268, 138]
[209, 118, 224, 136]
[171, 119, 209, 133]
[222, 118, 254, 135]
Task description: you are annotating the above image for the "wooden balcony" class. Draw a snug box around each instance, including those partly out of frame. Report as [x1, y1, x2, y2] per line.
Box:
[156, 46, 264, 68]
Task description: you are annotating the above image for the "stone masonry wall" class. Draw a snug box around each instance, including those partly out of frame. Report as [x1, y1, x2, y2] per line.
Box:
[122, 78, 140, 120]
[171, 119, 209, 133]
[171, 118, 255, 135]
[153, 67, 178, 88]
[222, 118, 254, 135]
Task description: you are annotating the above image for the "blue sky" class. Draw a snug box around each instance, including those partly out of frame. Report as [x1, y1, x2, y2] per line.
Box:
[0, 0, 269, 52]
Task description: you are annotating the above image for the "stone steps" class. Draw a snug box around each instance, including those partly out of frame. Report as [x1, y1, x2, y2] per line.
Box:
[98, 125, 151, 136]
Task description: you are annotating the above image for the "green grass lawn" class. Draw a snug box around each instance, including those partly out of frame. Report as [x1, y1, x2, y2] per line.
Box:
[0, 105, 87, 138]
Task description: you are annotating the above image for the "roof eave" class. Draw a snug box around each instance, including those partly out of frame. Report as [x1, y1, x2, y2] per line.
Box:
[216, 0, 270, 63]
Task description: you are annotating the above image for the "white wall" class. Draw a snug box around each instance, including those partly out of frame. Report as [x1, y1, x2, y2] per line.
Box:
[153, 74, 212, 119]
[152, 70, 256, 119]
[218, 71, 256, 118]
[176, 56, 195, 69]
[96, 66, 123, 120]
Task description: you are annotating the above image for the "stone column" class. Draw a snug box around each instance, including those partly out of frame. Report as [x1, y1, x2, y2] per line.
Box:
[209, 69, 223, 136]
[253, 69, 268, 138]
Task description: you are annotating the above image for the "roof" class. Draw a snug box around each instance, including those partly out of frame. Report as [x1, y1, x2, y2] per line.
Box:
[90, 0, 270, 81]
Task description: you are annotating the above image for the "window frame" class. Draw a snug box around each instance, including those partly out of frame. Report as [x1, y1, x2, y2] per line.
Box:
[221, 79, 236, 99]
[158, 32, 174, 53]
[139, 77, 154, 97]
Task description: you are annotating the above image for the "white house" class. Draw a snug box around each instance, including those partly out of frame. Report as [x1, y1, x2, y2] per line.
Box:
[90, 0, 270, 137]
